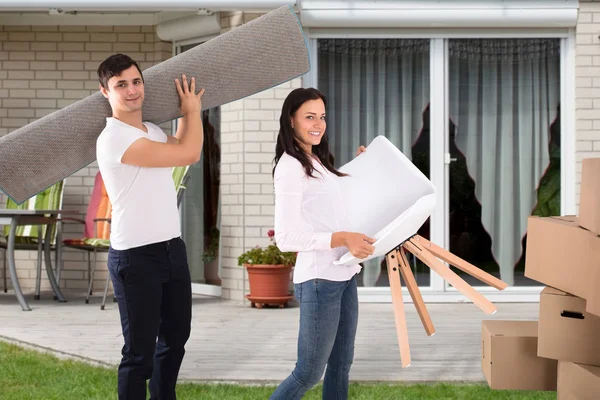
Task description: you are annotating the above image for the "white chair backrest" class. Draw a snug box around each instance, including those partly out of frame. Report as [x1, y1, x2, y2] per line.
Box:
[336, 135, 437, 265]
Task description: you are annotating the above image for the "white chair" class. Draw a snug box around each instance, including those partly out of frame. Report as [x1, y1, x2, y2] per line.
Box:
[335, 135, 436, 266]
[334, 135, 508, 367]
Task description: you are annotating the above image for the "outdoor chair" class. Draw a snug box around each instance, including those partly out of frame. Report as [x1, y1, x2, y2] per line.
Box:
[1, 181, 66, 300]
[61, 166, 190, 310]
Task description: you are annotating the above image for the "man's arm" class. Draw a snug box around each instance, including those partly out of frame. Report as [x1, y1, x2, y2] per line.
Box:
[121, 75, 204, 168]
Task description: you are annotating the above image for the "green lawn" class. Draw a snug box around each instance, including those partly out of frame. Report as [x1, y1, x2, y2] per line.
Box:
[0, 341, 555, 400]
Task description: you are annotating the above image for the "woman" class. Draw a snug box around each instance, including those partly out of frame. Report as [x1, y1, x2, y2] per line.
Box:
[270, 87, 375, 400]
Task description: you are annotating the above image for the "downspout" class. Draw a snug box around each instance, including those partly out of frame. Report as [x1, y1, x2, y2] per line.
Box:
[0, 0, 296, 11]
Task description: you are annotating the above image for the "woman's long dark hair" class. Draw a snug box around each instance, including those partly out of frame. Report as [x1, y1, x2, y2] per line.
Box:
[272, 87, 347, 179]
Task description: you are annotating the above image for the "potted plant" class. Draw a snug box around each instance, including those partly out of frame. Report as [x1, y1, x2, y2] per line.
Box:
[238, 230, 297, 308]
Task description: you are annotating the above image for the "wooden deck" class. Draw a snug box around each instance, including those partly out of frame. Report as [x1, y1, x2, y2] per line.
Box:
[0, 291, 539, 383]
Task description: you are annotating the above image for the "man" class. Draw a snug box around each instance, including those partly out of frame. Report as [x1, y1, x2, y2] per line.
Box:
[96, 53, 204, 400]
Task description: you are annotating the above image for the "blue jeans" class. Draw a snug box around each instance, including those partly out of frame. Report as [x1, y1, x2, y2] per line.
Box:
[108, 237, 192, 400]
[270, 276, 359, 400]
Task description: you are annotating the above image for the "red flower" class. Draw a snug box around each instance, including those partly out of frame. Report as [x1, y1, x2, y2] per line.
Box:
[267, 230, 275, 239]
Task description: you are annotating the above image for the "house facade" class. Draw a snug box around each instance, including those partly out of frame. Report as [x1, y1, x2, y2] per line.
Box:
[0, 0, 596, 304]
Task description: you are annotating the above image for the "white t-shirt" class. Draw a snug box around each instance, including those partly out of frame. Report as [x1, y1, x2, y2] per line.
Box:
[273, 153, 361, 284]
[96, 117, 181, 250]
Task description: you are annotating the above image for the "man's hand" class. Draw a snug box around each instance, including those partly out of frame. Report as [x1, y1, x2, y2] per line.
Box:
[175, 74, 205, 116]
[120, 75, 205, 168]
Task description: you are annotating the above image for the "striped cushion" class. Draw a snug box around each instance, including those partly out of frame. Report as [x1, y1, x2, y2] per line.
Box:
[63, 172, 111, 250]
[86, 167, 185, 239]
[0, 236, 40, 246]
[172, 165, 189, 192]
[64, 167, 188, 249]
[84, 172, 111, 240]
[84, 238, 110, 247]
[2, 180, 65, 243]
[63, 238, 110, 248]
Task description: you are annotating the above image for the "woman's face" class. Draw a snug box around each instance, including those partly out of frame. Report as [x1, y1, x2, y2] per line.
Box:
[291, 98, 326, 154]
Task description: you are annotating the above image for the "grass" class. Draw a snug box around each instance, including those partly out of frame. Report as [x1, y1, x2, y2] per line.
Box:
[0, 340, 556, 400]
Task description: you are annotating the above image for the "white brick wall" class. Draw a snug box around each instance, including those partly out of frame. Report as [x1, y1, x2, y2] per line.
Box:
[215, 10, 302, 300]
[0, 24, 172, 294]
[576, 1, 600, 207]
[219, 78, 301, 300]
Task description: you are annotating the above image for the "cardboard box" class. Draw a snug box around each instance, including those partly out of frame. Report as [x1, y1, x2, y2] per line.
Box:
[558, 361, 600, 400]
[482, 320, 557, 391]
[579, 158, 600, 235]
[525, 216, 600, 301]
[538, 287, 600, 367]
[587, 268, 600, 318]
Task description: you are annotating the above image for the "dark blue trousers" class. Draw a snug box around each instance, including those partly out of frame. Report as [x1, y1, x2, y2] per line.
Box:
[108, 237, 192, 400]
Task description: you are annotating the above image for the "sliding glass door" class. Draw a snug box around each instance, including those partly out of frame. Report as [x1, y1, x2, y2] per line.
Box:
[446, 38, 561, 288]
[317, 38, 432, 289]
[314, 34, 569, 298]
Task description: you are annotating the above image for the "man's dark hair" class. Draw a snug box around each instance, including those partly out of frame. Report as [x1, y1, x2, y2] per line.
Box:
[97, 53, 144, 89]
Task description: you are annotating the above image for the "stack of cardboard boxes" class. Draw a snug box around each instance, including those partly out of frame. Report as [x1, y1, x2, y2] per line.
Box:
[482, 158, 600, 398]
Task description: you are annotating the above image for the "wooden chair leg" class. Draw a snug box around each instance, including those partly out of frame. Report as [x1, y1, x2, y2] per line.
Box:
[397, 249, 435, 336]
[385, 250, 411, 368]
[411, 235, 508, 290]
[403, 241, 497, 315]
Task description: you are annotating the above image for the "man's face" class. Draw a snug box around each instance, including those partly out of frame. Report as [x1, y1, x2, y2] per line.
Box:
[100, 65, 144, 114]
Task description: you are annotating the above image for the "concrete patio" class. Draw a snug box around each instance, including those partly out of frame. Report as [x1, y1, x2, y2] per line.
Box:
[0, 290, 539, 383]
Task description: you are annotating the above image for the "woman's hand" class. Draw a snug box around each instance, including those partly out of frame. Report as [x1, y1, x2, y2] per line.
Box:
[339, 232, 376, 259]
[355, 145, 367, 157]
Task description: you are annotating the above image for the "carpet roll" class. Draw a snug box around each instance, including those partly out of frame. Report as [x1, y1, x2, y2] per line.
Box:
[0, 5, 309, 203]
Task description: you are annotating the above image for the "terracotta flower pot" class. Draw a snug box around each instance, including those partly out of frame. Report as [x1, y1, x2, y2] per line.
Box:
[243, 263, 293, 308]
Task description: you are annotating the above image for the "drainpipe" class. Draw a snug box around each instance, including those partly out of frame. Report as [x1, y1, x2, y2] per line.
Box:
[0, 0, 296, 11]
[156, 14, 221, 41]
[300, 7, 579, 28]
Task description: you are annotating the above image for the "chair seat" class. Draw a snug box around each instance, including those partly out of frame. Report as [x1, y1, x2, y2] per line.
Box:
[63, 238, 110, 249]
[0, 236, 55, 250]
[0, 236, 40, 245]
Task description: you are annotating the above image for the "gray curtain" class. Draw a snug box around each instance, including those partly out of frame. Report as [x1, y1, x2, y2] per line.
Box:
[448, 39, 560, 285]
[182, 108, 221, 284]
[318, 38, 560, 287]
[318, 39, 430, 287]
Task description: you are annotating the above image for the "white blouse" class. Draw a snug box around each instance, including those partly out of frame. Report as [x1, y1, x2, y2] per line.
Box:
[273, 152, 361, 284]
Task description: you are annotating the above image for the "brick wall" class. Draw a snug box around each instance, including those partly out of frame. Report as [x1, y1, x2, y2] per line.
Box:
[216, 11, 302, 300]
[576, 1, 600, 208]
[0, 24, 172, 294]
[218, 79, 301, 301]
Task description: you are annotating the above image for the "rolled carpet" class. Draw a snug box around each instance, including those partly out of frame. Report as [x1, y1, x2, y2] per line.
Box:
[0, 5, 309, 204]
